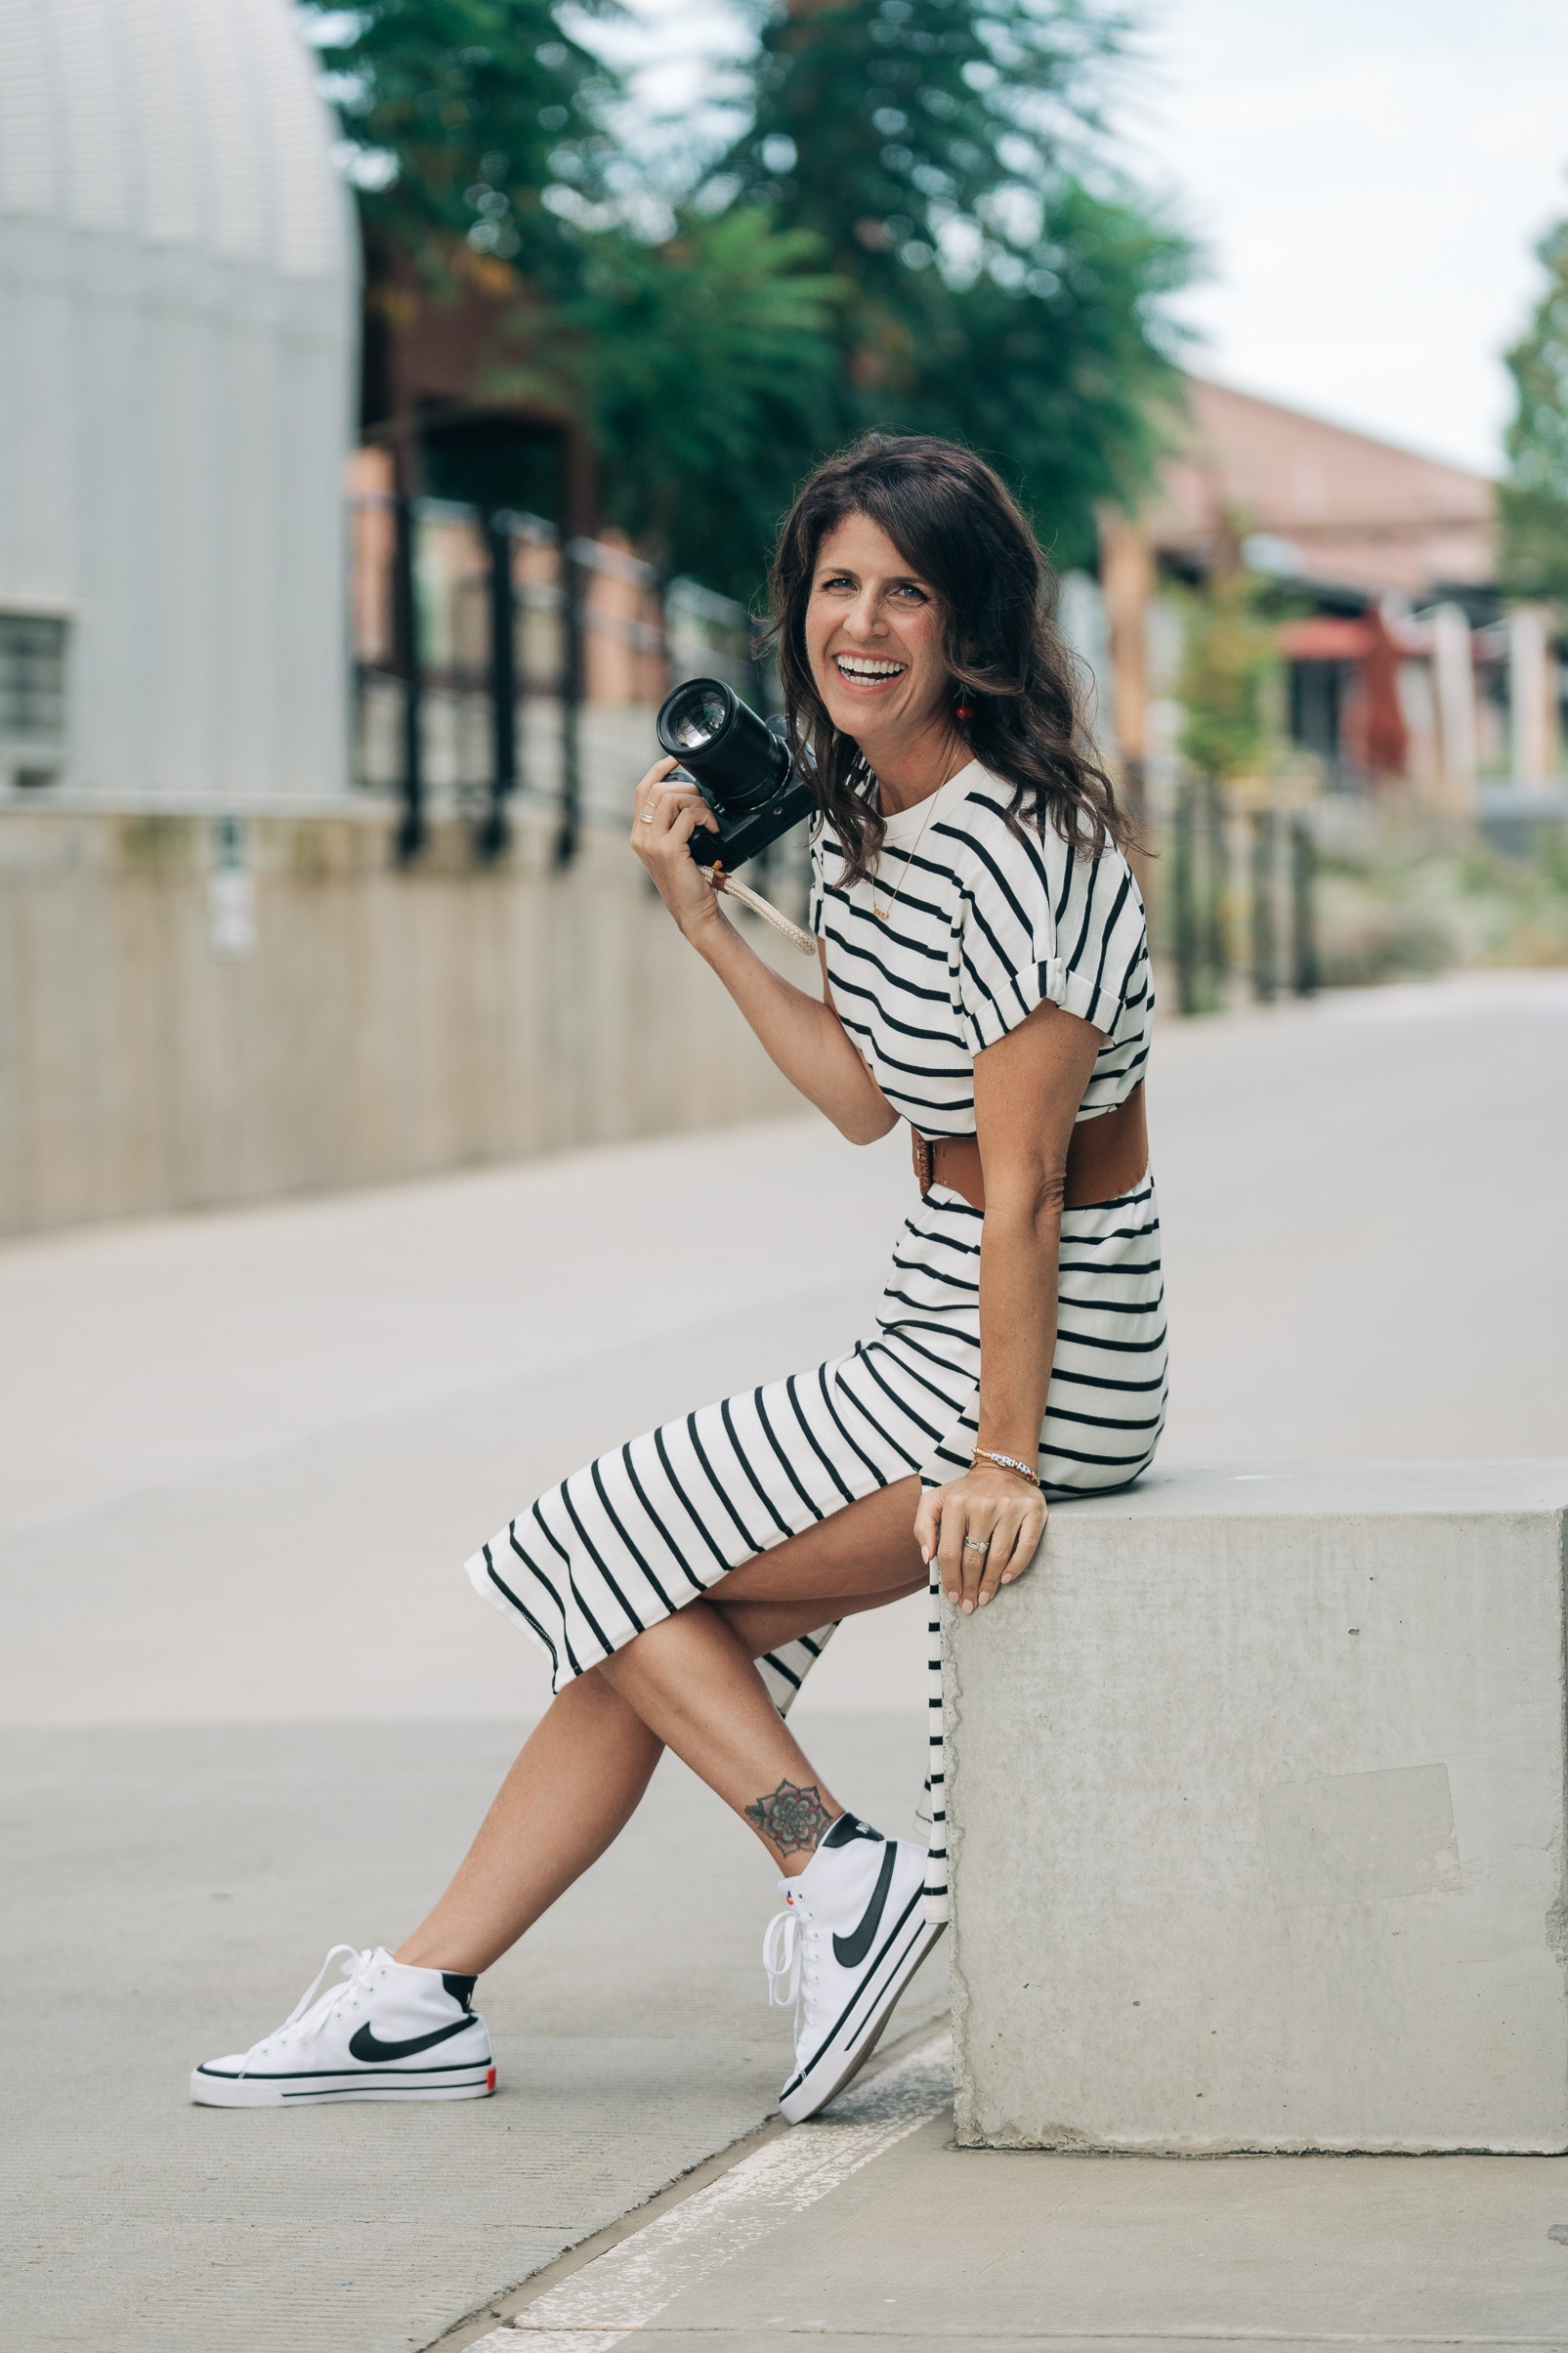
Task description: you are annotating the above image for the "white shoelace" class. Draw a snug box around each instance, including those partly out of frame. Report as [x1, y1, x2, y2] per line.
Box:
[762, 1900, 820, 2029]
[238, 1944, 378, 2075]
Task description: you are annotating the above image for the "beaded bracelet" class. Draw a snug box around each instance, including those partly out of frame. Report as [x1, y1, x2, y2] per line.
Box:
[971, 1446, 1039, 1488]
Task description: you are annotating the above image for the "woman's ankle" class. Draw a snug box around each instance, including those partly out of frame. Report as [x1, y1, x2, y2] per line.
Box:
[393, 1935, 486, 1973]
[744, 1775, 842, 1870]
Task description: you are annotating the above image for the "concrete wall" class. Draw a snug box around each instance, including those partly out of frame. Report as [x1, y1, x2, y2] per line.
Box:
[946, 1461, 1568, 2154]
[0, 804, 803, 1236]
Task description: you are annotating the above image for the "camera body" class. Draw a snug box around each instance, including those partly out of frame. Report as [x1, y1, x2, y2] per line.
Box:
[655, 677, 815, 871]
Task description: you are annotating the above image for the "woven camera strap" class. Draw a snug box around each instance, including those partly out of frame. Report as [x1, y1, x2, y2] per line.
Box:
[911, 1082, 1147, 1214]
[710, 870, 817, 958]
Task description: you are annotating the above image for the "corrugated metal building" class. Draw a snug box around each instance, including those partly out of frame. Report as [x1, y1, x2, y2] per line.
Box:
[0, 0, 357, 803]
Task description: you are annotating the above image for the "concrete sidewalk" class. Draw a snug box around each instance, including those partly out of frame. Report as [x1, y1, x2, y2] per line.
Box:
[3, 970, 1567, 2351]
[445, 2031, 1568, 2353]
[4, 1715, 945, 2353]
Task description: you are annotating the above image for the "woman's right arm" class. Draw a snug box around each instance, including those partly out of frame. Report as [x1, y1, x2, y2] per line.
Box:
[630, 757, 897, 1145]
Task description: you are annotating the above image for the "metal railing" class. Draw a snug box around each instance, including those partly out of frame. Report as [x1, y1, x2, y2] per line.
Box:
[350, 500, 1330, 995]
[349, 494, 766, 867]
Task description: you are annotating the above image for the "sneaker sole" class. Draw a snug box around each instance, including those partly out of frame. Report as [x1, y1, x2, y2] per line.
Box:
[191, 2063, 496, 2107]
[779, 1911, 946, 2125]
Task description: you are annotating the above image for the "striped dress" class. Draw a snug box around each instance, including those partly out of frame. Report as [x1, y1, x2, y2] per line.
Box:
[466, 762, 1166, 1921]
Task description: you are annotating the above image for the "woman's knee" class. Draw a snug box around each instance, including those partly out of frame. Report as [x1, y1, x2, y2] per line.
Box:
[716, 1578, 925, 1661]
[716, 1482, 924, 1609]
[571, 1657, 660, 1723]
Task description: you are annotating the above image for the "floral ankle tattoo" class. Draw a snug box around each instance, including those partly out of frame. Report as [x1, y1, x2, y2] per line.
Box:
[744, 1778, 833, 1856]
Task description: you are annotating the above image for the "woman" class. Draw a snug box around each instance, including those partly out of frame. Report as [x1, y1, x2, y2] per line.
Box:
[191, 434, 1165, 2123]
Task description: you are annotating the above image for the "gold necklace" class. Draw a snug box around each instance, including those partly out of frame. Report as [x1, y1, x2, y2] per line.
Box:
[871, 786, 943, 922]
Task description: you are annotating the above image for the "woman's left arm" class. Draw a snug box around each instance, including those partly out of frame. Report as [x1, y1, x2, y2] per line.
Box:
[912, 1000, 1104, 1612]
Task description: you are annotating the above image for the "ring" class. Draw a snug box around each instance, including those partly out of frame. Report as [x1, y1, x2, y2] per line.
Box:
[641, 807, 657, 823]
[962, 1536, 991, 1555]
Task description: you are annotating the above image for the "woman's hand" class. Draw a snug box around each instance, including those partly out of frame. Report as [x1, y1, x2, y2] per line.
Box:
[629, 757, 724, 940]
[621, 753, 896, 1138]
[913, 1462, 1046, 1615]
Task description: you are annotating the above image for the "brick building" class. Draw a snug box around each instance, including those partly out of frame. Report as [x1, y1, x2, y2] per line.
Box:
[1096, 378, 1558, 814]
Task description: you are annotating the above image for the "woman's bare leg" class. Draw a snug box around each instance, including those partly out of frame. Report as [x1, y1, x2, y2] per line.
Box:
[397, 1477, 925, 1972]
[396, 1669, 663, 1971]
[599, 1601, 843, 1866]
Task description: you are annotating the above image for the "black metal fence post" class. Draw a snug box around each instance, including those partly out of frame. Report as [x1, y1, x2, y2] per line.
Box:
[1202, 776, 1226, 997]
[1251, 808, 1277, 1002]
[1291, 819, 1318, 997]
[477, 510, 518, 863]
[555, 537, 584, 868]
[392, 493, 424, 862]
[1172, 778, 1198, 1015]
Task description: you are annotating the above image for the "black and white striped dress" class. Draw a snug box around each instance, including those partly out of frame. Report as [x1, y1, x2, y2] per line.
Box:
[467, 763, 1166, 1920]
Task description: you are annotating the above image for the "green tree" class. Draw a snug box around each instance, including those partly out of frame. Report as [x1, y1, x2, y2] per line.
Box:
[303, 0, 616, 289]
[910, 187, 1192, 565]
[565, 210, 847, 598]
[304, 0, 844, 585]
[714, 0, 1189, 561]
[304, 0, 1187, 599]
[1500, 214, 1568, 603]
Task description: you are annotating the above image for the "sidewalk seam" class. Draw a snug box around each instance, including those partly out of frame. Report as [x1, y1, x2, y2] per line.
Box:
[420, 2005, 952, 2353]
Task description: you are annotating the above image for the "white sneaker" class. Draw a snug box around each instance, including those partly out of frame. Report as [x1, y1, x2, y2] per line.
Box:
[191, 1946, 495, 2107]
[763, 1814, 944, 2124]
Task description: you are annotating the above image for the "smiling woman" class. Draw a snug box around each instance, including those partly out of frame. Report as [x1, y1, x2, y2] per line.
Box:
[191, 434, 1165, 2141]
[773, 438, 1132, 886]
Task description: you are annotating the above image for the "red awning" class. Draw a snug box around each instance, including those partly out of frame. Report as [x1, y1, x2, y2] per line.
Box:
[1280, 617, 1373, 661]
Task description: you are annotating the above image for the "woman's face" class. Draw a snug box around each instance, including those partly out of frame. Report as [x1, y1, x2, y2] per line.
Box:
[804, 512, 952, 752]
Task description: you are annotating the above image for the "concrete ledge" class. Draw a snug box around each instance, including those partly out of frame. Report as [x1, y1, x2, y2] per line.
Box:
[946, 1461, 1568, 2153]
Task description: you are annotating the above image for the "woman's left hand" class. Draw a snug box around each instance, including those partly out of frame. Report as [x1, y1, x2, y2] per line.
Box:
[913, 1463, 1047, 1615]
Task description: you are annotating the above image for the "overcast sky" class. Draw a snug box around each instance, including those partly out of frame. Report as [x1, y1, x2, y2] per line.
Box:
[605, 0, 1568, 478]
[1122, 0, 1568, 475]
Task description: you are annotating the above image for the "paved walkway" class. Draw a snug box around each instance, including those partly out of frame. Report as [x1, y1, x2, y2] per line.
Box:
[5, 1716, 946, 2352]
[3, 970, 1567, 2350]
[445, 2032, 1568, 2353]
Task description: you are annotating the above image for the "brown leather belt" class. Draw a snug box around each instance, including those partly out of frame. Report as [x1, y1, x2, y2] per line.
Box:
[911, 1082, 1147, 1214]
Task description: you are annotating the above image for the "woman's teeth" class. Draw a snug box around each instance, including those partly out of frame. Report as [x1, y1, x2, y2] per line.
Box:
[834, 656, 906, 680]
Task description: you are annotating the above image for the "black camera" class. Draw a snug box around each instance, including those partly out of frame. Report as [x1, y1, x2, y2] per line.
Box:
[655, 677, 815, 871]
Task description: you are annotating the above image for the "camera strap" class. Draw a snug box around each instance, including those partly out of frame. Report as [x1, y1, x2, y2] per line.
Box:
[711, 873, 817, 959]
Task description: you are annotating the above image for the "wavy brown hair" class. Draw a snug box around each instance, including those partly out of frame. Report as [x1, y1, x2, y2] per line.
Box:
[766, 433, 1131, 884]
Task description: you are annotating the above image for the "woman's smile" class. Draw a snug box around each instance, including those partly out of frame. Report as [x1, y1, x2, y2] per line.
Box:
[830, 652, 909, 693]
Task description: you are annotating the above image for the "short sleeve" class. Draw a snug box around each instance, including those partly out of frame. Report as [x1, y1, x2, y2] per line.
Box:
[808, 821, 844, 938]
[956, 826, 1145, 1054]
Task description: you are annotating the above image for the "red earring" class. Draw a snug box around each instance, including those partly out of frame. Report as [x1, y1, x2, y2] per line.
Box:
[954, 699, 975, 721]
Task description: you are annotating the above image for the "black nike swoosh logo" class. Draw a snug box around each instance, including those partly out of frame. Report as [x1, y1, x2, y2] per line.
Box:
[832, 1841, 897, 1969]
[347, 2015, 475, 2064]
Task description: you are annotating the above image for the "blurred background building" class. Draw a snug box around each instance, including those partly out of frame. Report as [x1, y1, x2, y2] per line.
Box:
[0, 0, 356, 806]
[1090, 379, 1558, 826]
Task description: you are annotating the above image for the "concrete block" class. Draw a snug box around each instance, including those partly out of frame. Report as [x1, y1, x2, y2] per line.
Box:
[946, 1462, 1568, 2152]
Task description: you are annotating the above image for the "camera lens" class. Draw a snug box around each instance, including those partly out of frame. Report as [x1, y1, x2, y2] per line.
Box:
[656, 676, 792, 812]
[668, 686, 730, 751]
